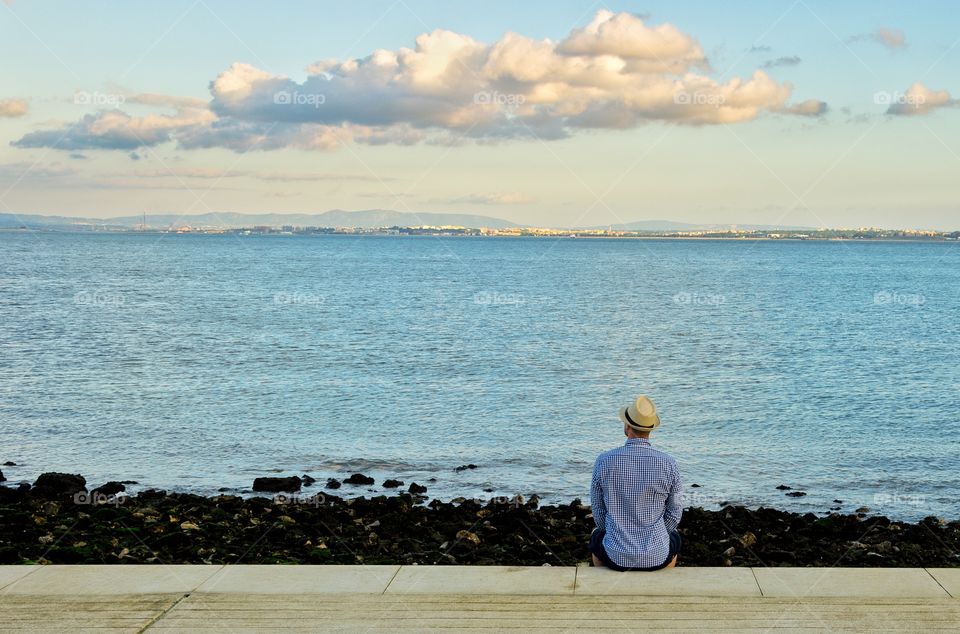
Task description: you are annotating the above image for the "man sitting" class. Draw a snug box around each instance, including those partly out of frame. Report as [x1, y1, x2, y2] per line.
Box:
[589, 394, 683, 571]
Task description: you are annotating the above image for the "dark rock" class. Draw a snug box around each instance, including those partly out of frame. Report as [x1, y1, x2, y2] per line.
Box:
[765, 549, 797, 564]
[382, 479, 403, 488]
[785, 491, 807, 497]
[0, 547, 18, 564]
[32, 473, 86, 498]
[0, 480, 956, 566]
[456, 529, 481, 546]
[344, 473, 375, 485]
[454, 464, 478, 473]
[92, 482, 126, 497]
[326, 478, 342, 490]
[833, 499, 843, 504]
[0, 470, 4, 482]
[218, 487, 232, 493]
[690, 483, 701, 488]
[776, 484, 792, 490]
[2, 462, 15, 466]
[408, 482, 427, 494]
[301, 475, 317, 487]
[252, 476, 302, 493]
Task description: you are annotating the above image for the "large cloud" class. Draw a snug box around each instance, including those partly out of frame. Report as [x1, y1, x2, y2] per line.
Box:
[12, 11, 822, 153]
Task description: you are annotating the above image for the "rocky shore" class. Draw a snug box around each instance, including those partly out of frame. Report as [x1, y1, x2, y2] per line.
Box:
[1, 472, 958, 567]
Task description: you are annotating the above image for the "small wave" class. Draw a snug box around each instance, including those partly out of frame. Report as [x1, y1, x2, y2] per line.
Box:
[304, 458, 430, 472]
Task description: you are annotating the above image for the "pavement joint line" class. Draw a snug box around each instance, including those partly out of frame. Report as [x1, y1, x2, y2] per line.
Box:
[381, 565, 402, 595]
[924, 567, 954, 599]
[0, 566, 41, 592]
[136, 592, 190, 633]
[750, 567, 764, 597]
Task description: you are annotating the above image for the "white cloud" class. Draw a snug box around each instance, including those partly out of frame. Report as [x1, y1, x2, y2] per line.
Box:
[13, 104, 214, 150]
[849, 27, 907, 50]
[556, 9, 706, 73]
[780, 99, 828, 117]
[204, 10, 808, 137]
[762, 55, 802, 69]
[131, 167, 392, 182]
[0, 98, 28, 117]
[126, 93, 208, 109]
[874, 27, 907, 50]
[0, 161, 76, 180]
[445, 192, 535, 205]
[886, 82, 955, 116]
[13, 11, 822, 153]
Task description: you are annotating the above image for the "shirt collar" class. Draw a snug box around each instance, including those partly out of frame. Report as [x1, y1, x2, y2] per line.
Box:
[625, 437, 651, 447]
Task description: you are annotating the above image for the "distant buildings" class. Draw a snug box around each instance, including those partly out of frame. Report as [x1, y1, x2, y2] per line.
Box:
[24, 222, 951, 241]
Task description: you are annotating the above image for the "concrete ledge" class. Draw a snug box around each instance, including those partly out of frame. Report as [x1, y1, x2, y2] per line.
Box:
[195, 564, 400, 594]
[0, 565, 957, 599]
[576, 566, 761, 596]
[1, 564, 222, 595]
[753, 567, 950, 598]
[385, 565, 576, 595]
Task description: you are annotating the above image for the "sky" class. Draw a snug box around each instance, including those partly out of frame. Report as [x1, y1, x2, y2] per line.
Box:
[1, 0, 958, 229]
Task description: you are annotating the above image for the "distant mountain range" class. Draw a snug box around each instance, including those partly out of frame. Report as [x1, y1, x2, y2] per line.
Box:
[0, 210, 818, 232]
[0, 209, 520, 230]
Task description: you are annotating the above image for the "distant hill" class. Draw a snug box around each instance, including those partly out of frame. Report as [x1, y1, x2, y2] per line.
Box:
[0, 209, 519, 230]
[0, 211, 822, 233]
[0, 213, 128, 230]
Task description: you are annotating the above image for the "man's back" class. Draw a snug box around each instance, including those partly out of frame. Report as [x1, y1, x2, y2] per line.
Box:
[591, 437, 683, 569]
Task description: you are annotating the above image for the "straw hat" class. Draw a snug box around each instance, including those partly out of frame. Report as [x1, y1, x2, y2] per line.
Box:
[619, 395, 661, 432]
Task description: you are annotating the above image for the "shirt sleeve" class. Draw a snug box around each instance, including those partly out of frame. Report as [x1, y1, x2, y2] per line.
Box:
[590, 456, 607, 530]
[663, 463, 683, 531]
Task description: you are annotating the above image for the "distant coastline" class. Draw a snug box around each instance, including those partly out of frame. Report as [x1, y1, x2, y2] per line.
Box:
[1, 210, 956, 241]
[2, 225, 957, 241]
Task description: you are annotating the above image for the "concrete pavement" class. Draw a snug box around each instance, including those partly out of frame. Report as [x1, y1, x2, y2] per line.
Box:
[1, 565, 957, 632]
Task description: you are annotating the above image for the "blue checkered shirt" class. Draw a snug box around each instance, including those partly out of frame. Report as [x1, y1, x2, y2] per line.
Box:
[591, 438, 683, 568]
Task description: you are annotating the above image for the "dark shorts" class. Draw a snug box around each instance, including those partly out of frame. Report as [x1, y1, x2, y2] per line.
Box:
[589, 528, 682, 571]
